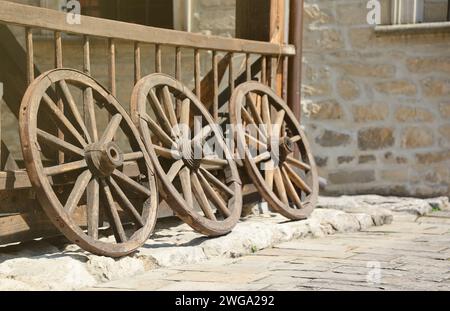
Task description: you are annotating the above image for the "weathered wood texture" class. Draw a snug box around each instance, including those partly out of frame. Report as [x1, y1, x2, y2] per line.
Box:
[0, 1, 294, 56]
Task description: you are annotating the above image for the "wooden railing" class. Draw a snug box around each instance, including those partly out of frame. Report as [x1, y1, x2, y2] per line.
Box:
[0, 1, 295, 187]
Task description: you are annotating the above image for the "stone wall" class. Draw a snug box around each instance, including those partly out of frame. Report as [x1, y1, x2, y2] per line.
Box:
[2, 0, 449, 197]
[302, 0, 450, 197]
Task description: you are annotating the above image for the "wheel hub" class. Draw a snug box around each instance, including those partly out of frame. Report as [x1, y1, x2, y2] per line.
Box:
[178, 139, 202, 171]
[85, 142, 124, 177]
[271, 136, 294, 164]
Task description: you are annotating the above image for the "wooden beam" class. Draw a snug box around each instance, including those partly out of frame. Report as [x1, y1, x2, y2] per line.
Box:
[288, 0, 304, 120]
[0, 1, 295, 56]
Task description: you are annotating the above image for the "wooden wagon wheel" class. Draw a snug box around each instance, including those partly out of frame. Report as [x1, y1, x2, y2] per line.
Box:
[131, 74, 242, 236]
[230, 82, 319, 220]
[19, 69, 158, 257]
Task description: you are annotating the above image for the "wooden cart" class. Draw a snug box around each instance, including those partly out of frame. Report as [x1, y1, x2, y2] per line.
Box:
[0, 0, 318, 257]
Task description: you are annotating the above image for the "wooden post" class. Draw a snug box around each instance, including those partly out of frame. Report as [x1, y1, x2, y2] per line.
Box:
[288, 0, 303, 120]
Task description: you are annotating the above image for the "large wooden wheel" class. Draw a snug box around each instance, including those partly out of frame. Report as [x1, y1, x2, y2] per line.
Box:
[131, 74, 242, 236]
[230, 82, 318, 220]
[20, 69, 158, 257]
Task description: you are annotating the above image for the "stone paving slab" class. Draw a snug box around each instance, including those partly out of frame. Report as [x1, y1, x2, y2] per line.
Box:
[89, 205, 450, 291]
[1, 195, 448, 291]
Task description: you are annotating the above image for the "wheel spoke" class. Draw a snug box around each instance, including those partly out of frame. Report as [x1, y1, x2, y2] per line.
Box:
[99, 114, 122, 144]
[179, 167, 193, 208]
[83, 87, 99, 142]
[198, 171, 230, 218]
[108, 177, 144, 227]
[273, 110, 286, 138]
[148, 89, 173, 136]
[201, 156, 228, 169]
[180, 98, 190, 127]
[284, 163, 312, 194]
[153, 144, 179, 159]
[290, 135, 302, 143]
[141, 113, 176, 148]
[160, 86, 178, 128]
[166, 160, 184, 183]
[245, 133, 267, 150]
[246, 93, 267, 137]
[123, 152, 144, 162]
[37, 129, 84, 157]
[281, 166, 304, 210]
[42, 94, 87, 147]
[58, 80, 92, 143]
[241, 107, 268, 143]
[261, 95, 272, 137]
[286, 156, 311, 171]
[193, 125, 213, 143]
[254, 151, 271, 164]
[112, 169, 151, 197]
[65, 170, 92, 214]
[274, 168, 289, 205]
[191, 172, 217, 221]
[265, 161, 275, 191]
[199, 167, 234, 197]
[87, 178, 100, 239]
[100, 179, 127, 243]
[44, 159, 87, 176]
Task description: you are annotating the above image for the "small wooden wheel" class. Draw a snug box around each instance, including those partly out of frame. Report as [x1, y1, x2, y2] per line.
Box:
[230, 82, 318, 220]
[20, 69, 158, 257]
[131, 74, 242, 236]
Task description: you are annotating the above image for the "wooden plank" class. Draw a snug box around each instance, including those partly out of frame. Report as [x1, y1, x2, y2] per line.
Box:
[0, 1, 295, 56]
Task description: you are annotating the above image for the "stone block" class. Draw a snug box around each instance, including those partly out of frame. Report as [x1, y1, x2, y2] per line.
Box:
[407, 57, 450, 74]
[358, 127, 395, 151]
[359, 155, 376, 164]
[316, 130, 351, 147]
[336, 62, 395, 78]
[337, 78, 360, 100]
[438, 124, 450, 142]
[309, 99, 344, 120]
[353, 103, 389, 123]
[395, 107, 434, 122]
[439, 103, 450, 118]
[422, 78, 450, 98]
[375, 80, 417, 96]
[328, 170, 376, 184]
[401, 127, 434, 149]
[416, 150, 450, 164]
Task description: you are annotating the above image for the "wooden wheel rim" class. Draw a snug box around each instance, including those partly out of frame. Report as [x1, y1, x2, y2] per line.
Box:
[20, 68, 158, 257]
[230, 81, 318, 220]
[131, 73, 242, 236]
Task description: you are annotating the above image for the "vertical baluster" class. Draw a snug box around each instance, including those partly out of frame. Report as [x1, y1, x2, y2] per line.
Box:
[246, 53, 251, 82]
[270, 56, 277, 91]
[212, 51, 219, 122]
[175, 47, 182, 81]
[155, 44, 162, 73]
[229, 53, 234, 94]
[55, 31, 64, 164]
[55, 31, 63, 68]
[194, 49, 201, 99]
[83, 35, 98, 142]
[26, 28, 34, 85]
[108, 39, 116, 97]
[282, 55, 288, 102]
[261, 56, 267, 86]
[134, 42, 141, 84]
[175, 47, 182, 116]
